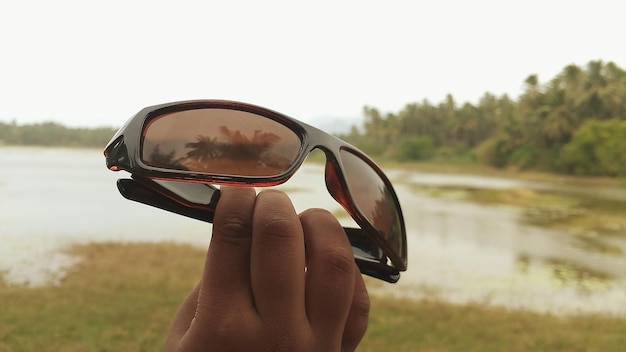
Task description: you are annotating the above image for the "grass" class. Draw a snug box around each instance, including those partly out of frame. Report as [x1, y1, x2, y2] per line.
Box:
[0, 242, 202, 352]
[361, 295, 626, 352]
[1, 242, 625, 351]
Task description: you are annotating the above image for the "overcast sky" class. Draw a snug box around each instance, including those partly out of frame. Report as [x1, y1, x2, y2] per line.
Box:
[1, 0, 624, 128]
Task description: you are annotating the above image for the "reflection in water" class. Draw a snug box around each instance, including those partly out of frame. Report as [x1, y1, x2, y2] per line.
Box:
[516, 254, 614, 294]
[545, 257, 613, 289]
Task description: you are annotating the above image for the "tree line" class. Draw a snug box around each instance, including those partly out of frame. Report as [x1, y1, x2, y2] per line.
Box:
[2, 60, 625, 176]
[0, 121, 116, 148]
[342, 60, 626, 177]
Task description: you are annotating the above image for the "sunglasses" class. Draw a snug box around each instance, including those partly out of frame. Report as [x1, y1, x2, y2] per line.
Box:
[104, 100, 407, 283]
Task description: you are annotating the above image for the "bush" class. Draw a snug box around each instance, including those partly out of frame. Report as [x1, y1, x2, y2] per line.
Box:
[474, 135, 512, 168]
[430, 146, 477, 164]
[508, 145, 539, 169]
[396, 136, 434, 161]
[557, 119, 626, 176]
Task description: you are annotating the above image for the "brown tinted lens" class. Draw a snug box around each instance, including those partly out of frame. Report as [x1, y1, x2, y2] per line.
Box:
[340, 149, 404, 262]
[141, 108, 302, 177]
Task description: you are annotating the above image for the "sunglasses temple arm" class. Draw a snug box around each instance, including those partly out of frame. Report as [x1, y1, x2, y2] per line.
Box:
[116, 178, 218, 223]
[355, 259, 401, 283]
[344, 227, 401, 283]
[115, 178, 401, 283]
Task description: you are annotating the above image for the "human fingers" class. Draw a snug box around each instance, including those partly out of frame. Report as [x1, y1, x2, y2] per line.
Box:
[299, 209, 359, 344]
[185, 187, 257, 337]
[341, 271, 370, 351]
[164, 282, 200, 351]
[250, 190, 306, 324]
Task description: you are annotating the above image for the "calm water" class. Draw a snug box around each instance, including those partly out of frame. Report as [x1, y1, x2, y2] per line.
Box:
[1, 147, 625, 316]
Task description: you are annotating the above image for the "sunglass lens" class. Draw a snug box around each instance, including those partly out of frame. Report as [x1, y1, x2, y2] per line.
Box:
[339, 149, 405, 265]
[141, 109, 302, 177]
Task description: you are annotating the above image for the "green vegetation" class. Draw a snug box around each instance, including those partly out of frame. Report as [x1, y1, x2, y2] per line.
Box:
[558, 119, 626, 176]
[0, 121, 116, 148]
[343, 60, 626, 176]
[3, 60, 626, 176]
[1, 242, 625, 351]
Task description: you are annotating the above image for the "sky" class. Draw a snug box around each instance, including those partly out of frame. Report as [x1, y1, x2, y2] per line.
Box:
[1, 0, 624, 129]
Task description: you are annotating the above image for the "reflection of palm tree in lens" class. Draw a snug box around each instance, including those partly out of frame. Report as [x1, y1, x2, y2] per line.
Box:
[218, 126, 280, 160]
[182, 135, 222, 171]
[148, 144, 187, 170]
[182, 126, 285, 173]
[185, 136, 221, 160]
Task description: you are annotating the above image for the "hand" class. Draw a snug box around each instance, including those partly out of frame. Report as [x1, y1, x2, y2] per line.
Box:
[164, 187, 370, 351]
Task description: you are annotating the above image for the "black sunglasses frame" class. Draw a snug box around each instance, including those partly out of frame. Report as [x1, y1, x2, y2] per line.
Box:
[104, 100, 407, 281]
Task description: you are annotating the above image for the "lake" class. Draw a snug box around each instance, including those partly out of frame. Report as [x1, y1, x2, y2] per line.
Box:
[1, 146, 625, 316]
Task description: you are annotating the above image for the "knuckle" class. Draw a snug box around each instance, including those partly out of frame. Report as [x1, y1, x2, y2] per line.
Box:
[319, 246, 356, 278]
[256, 216, 299, 239]
[214, 214, 252, 242]
[254, 190, 301, 242]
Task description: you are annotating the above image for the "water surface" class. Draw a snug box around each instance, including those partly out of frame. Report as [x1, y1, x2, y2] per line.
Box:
[1, 147, 625, 316]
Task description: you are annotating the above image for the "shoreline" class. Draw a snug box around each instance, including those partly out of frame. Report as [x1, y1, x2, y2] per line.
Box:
[2, 238, 625, 318]
[379, 159, 626, 189]
[3, 145, 625, 188]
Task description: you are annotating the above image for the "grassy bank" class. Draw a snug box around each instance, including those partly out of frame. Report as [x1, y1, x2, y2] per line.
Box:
[379, 159, 626, 188]
[1, 242, 624, 351]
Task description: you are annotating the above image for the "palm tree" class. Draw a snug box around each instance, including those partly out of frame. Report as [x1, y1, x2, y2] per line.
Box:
[185, 135, 221, 165]
[218, 126, 280, 160]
